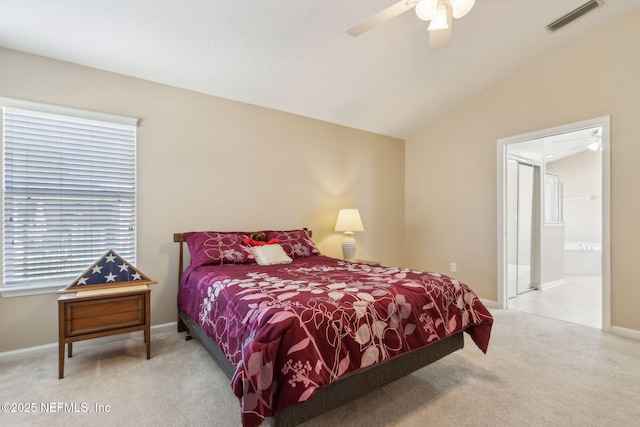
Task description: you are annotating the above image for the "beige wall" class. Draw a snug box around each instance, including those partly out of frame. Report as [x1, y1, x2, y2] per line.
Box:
[547, 150, 602, 245]
[0, 48, 404, 352]
[406, 9, 640, 332]
[540, 225, 564, 286]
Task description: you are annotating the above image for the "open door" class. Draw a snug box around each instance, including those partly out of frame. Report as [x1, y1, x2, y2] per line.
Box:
[506, 159, 541, 298]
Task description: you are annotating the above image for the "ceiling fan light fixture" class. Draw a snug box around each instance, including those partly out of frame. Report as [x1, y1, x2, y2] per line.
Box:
[427, 4, 449, 30]
[587, 129, 603, 151]
[587, 141, 602, 151]
[415, 0, 438, 21]
[450, 0, 475, 19]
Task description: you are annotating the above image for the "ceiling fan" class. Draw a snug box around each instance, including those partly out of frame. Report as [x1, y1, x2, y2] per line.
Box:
[346, 0, 475, 51]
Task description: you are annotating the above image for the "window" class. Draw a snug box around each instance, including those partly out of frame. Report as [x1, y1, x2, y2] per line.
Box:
[544, 172, 563, 225]
[1, 99, 137, 296]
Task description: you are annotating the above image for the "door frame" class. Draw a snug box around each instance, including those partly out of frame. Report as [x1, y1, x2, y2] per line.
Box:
[496, 116, 611, 331]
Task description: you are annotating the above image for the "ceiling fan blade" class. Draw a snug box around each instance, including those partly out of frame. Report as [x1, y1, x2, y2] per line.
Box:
[346, 1, 415, 37]
[428, 27, 451, 51]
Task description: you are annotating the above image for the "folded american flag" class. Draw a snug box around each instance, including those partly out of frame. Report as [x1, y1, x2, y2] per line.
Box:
[70, 250, 151, 287]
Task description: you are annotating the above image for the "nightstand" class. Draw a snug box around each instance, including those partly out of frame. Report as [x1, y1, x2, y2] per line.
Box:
[356, 259, 381, 266]
[58, 285, 150, 378]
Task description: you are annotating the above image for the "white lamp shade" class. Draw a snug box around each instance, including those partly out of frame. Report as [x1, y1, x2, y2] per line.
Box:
[415, 0, 438, 21]
[450, 0, 475, 19]
[334, 209, 364, 232]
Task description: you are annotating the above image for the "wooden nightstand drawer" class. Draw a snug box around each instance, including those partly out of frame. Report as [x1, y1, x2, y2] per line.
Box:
[65, 294, 145, 337]
[58, 287, 151, 378]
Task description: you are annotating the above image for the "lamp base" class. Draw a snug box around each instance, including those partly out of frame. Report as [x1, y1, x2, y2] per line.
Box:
[341, 232, 357, 262]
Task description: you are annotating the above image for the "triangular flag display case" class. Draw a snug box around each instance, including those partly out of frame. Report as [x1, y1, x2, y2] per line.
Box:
[58, 249, 155, 378]
[58, 249, 156, 294]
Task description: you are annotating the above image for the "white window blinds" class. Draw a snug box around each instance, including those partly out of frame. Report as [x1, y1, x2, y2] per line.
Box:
[2, 105, 137, 290]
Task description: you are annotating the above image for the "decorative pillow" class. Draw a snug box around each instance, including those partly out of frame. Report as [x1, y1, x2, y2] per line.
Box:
[251, 244, 293, 266]
[242, 237, 281, 247]
[184, 231, 254, 268]
[264, 229, 320, 258]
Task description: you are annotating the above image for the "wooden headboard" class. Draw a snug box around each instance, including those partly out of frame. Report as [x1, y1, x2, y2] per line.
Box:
[173, 233, 187, 283]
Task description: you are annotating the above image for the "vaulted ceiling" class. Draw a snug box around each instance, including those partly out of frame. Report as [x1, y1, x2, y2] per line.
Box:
[1, 0, 639, 139]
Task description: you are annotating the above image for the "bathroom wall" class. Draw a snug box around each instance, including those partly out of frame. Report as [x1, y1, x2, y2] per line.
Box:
[546, 149, 601, 275]
[546, 150, 602, 245]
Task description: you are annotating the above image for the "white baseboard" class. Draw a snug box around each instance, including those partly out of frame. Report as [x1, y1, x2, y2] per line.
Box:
[0, 321, 177, 362]
[610, 325, 640, 341]
[540, 279, 566, 290]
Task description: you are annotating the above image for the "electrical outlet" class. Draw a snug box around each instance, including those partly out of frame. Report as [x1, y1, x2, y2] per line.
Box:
[450, 263, 457, 272]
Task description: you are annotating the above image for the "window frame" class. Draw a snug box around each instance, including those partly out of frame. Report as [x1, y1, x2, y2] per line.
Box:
[544, 172, 564, 226]
[0, 97, 138, 297]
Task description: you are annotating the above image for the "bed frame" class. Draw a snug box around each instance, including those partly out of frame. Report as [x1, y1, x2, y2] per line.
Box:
[174, 232, 464, 427]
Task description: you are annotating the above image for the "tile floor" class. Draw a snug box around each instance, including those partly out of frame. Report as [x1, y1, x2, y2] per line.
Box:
[507, 275, 602, 329]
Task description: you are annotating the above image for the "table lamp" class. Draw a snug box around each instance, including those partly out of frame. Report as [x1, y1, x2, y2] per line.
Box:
[334, 208, 364, 262]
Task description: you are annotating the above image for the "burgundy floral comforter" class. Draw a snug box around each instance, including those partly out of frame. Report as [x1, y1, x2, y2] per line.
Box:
[178, 255, 493, 427]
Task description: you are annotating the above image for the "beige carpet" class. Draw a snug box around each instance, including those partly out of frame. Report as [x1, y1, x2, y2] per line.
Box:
[1, 309, 639, 427]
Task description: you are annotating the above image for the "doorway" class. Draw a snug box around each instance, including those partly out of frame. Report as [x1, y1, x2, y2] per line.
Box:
[497, 116, 610, 331]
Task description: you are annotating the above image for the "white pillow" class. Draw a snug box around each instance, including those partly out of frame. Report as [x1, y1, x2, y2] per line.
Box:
[251, 244, 293, 266]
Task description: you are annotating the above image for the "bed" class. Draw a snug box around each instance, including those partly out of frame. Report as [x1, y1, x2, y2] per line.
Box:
[174, 229, 493, 427]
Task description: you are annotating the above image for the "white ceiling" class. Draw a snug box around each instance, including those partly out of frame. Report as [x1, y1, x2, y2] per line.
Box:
[1, 0, 639, 139]
[507, 126, 603, 164]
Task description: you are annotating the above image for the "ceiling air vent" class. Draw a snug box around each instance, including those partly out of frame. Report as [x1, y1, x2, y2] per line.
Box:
[546, 0, 602, 32]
